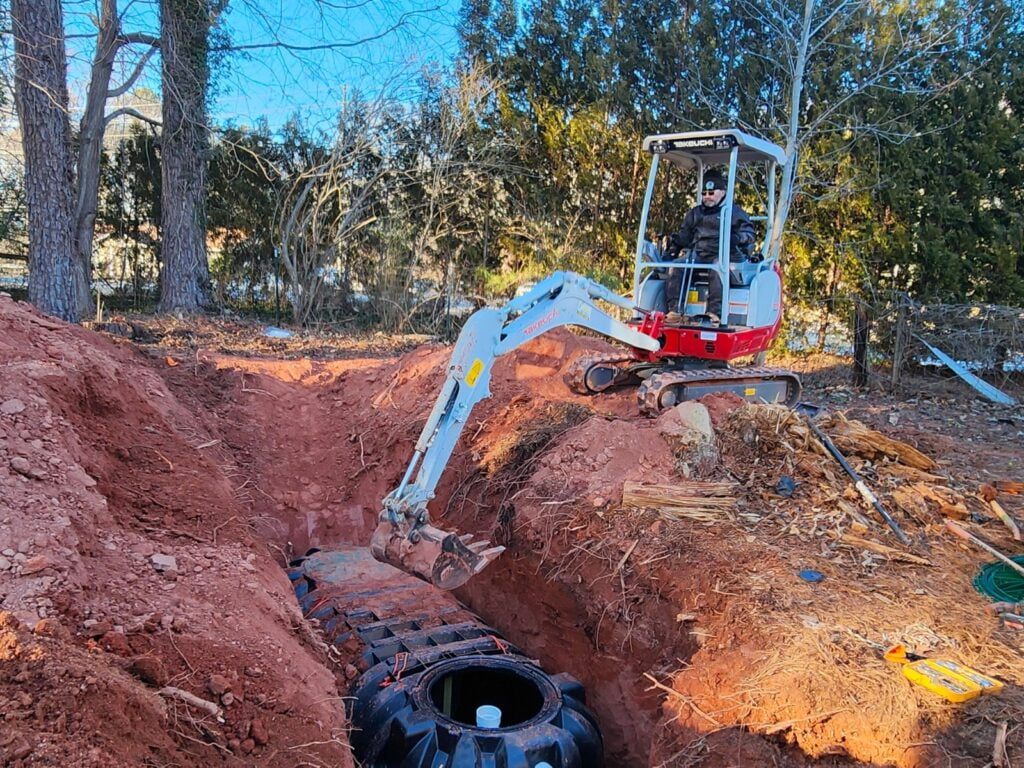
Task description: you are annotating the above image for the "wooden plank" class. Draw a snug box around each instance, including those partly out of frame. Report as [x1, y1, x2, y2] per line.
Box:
[989, 499, 1022, 542]
[880, 463, 948, 485]
[837, 533, 932, 565]
[946, 520, 1024, 578]
[622, 480, 736, 505]
[907, 482, 969, 517]
[827, 417, 937, 470]
[622, 480, 736, 520]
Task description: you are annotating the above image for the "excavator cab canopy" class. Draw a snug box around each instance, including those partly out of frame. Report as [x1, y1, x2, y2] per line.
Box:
[632, 128, 787, 315]
[642, 129, 786, 169]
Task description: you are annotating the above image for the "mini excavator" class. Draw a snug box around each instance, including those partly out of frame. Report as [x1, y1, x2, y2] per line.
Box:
[371, 129, 802, 589]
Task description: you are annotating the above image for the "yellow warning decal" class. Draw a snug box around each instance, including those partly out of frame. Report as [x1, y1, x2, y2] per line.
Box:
[744, 387, 756, 396]
[466, 359, 485, 387]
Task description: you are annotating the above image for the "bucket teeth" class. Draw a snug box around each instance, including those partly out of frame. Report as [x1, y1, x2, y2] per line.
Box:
[473, 547, 506, 572]
[371, 519, 505, 590]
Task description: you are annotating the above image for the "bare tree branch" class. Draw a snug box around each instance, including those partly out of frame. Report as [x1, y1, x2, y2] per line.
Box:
[107, 39, 158, 98]
[104, 106, 161, 127]
[215, 7, 440, 53]
[119, 31, 159, 46]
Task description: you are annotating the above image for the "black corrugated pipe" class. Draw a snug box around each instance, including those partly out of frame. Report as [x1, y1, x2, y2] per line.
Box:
[287, 547, 603, 768]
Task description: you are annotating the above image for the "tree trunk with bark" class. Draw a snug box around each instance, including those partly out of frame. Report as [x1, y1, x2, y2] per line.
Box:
[11, 0, 84, 322]
[73, 0, 128, 320]
[157, 0, 213, 312]
[74, 0, 123, 318]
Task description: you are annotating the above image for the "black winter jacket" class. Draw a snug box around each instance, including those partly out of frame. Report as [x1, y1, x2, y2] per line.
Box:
[670, 202, 755, 261]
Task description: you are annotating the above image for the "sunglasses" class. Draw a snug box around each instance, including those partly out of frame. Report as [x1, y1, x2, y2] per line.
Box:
[701, 190, 718, 196]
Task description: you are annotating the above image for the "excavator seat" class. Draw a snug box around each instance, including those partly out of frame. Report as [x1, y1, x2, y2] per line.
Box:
[729, 259, 761, 287]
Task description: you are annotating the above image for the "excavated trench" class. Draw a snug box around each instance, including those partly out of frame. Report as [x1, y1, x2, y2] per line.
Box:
[191, 348, 684, 764]
[270, 478, 673, 765]
[284, 534, 676, 765]
[167, 337, 885, 767]
[285, 547, 605, 766]
[283, 538, 673, 766]
[289, 426, 679, 762]
[453, 548, 674, 765]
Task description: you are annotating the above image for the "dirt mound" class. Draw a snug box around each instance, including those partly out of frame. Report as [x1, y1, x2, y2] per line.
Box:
[0, 295, 352, 767]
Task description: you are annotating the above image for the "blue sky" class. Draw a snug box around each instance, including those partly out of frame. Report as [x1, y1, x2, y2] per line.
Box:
[215, 0, 462, 129]
[64, 0, 462, 133]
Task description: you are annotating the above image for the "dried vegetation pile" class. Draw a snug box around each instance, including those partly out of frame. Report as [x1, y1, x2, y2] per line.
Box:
[632, 399, 1024, 767]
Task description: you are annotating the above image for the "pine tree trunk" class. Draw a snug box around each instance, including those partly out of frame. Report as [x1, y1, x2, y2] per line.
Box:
[74, 0, 124, 320]
[157, 0, 212, 312]
[11, 0, 83, 322]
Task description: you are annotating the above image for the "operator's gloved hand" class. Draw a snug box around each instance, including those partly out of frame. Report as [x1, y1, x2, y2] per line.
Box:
[730, 230, 755, 247]
[664, 232, 685, 261]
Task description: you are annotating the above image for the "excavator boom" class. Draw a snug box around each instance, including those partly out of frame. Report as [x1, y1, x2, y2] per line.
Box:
[371, 271, 661, 588]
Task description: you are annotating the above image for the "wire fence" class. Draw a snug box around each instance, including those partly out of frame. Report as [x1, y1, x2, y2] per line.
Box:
[889, 297, 1023, 393]
[786, 291, 1024, 396]
[0, 255, 27, 291]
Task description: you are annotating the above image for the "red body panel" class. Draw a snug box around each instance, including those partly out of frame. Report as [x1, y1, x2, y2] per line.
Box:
[629, 320, 778, 362]
[631, 263, 784, 363]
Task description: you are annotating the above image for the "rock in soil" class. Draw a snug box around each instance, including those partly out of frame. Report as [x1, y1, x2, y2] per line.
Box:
[129, 656, 167, 687]
[251, 716, 269, 746]
[207, 673, 232, 696]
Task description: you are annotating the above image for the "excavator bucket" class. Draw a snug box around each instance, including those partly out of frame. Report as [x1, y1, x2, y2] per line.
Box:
[370, 520, 505, 590]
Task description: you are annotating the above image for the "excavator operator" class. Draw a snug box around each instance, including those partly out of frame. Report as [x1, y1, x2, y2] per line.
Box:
[663, 169, 756, 325]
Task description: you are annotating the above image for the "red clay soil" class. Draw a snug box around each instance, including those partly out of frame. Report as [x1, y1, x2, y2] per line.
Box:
[0, 295, 353, 767]
[4, 294, 1024, 768]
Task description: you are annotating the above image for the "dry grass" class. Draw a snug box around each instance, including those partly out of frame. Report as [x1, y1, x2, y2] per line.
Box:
[642, 401, 1024, 765]
[481, 401, 592, 481]
[112, 312, 429, 360]
[724, 546, 1024, 762]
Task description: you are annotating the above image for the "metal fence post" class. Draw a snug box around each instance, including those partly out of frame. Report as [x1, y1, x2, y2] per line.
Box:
[853, 300, 870, 388]
[891, 293, 909, 390]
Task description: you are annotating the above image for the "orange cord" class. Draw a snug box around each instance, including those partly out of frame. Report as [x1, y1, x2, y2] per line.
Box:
[302, 595, 332, 618]
[379, 651, 410, 688]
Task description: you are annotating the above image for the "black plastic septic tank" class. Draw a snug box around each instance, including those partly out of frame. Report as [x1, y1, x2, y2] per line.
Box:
[352, 646, 602, 767]
[287, 548, 603, 768]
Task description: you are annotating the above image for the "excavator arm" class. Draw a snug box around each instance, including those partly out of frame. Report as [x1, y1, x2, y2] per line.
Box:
[370, 271, 662, 589]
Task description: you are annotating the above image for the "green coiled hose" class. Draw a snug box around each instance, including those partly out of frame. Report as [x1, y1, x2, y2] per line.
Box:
[973, 555, 1024, 603]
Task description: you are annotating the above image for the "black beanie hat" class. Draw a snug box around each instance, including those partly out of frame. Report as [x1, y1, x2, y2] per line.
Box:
[702, 170, 726, 192]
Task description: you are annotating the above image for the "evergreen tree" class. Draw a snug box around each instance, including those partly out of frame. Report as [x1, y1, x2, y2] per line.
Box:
[207, 121, 282, 302]
[842, 0, 1024, 302]
[98, 126, 162, 299]
[453, 0, 1024, 308]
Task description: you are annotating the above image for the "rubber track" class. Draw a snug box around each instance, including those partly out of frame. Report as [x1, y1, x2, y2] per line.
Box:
[637, 366, 802, 416]
[564, 351, 635, 394]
